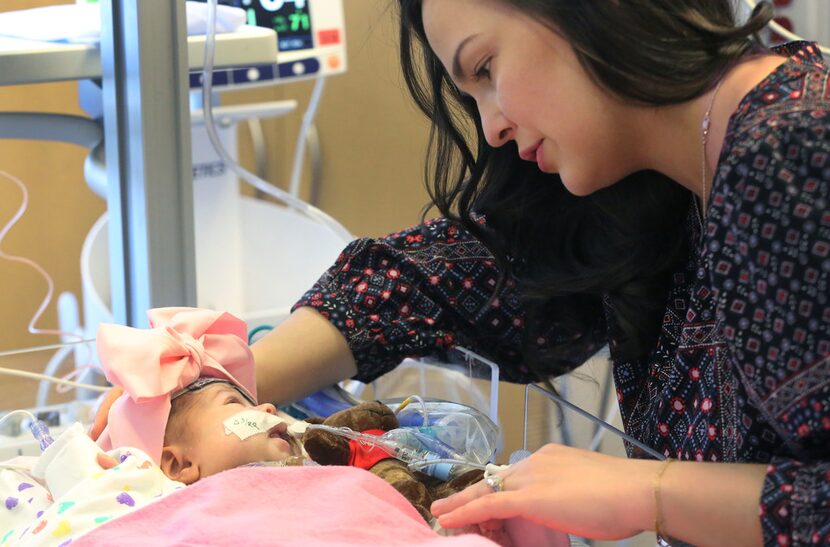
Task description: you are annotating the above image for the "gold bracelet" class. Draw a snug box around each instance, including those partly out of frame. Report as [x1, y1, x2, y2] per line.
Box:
[653, 458, 674, 539]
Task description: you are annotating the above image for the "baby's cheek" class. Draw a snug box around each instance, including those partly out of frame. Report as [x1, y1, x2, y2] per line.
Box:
[271, 439, 298, 462]
[276, 443, 294, 460]
[248, 440, 278, 463]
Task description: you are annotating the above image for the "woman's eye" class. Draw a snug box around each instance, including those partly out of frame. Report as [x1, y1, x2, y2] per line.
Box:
[473, 58, 492, 81]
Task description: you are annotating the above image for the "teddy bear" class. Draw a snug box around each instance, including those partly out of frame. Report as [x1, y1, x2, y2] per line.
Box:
[302, 401, 483, 522]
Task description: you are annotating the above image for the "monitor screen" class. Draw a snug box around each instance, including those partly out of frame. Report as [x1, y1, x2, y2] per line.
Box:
[203, 0, 314, 52]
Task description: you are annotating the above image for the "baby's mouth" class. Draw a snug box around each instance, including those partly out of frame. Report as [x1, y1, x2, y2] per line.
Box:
[268, 422, 291, 442]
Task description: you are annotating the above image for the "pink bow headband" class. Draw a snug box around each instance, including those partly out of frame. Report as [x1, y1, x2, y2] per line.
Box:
[95, 307, 257, 464]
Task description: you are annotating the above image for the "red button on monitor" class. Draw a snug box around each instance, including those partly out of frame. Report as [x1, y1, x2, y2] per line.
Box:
[318, 29, 341, 46]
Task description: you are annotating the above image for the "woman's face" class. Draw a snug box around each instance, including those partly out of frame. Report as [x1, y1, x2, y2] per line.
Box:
[421, 0, 631, 195]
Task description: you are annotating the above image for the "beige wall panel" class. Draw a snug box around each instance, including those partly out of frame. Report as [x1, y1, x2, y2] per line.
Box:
[229, 0, 435, 238]
[0, 1, 105, 408]
[312, 0, 435, 237]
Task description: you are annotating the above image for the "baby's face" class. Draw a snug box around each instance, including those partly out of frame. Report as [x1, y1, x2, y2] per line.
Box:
[170, 383, 301, 480]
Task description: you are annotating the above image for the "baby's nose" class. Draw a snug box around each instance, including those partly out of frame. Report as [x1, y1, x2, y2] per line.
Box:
[257, 402, 277, 415]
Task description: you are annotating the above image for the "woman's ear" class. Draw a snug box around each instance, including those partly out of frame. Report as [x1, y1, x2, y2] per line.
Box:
[160, 445, 200, 485]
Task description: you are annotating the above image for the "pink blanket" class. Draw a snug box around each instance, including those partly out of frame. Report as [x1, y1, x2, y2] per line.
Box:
[74, 465, 499, 546]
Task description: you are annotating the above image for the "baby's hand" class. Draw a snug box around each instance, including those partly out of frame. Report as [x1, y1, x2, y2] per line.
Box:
[96, 453, 119, 470]
[89, 386, 124, 440]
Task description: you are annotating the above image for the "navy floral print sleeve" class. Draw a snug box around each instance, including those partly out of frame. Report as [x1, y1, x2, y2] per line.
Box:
[293, 217, 605, 384]
[705, 42, 830, 545]
[294, 43, 829, 546]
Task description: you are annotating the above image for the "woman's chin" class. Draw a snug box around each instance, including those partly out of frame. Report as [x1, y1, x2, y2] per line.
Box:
[560, 172, 614, 197]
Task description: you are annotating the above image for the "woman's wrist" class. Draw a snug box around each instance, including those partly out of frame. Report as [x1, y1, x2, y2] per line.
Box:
[652, 459, 674, 538]
[623, 458, 666, 535]
[634, 460, 767, 546]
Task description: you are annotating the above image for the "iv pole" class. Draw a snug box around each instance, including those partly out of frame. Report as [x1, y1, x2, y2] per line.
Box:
[99, 0, 197, 327]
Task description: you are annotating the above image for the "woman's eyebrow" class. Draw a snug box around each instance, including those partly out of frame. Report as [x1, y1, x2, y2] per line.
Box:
[452, 34, 480, 80]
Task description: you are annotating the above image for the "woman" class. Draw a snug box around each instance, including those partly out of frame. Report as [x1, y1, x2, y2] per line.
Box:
[254, 1, 828, 544]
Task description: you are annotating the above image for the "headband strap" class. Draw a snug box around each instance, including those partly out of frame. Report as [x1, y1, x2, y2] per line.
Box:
[171, 377, 256, 405]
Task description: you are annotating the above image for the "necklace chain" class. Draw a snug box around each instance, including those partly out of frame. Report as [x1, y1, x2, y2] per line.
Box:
[700, 78, 725, 218]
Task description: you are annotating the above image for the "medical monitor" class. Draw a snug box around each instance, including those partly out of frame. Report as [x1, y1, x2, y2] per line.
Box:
[189, 0, 347, 88]
[243, 0, 316, 52]
[76, 0, 346, 88]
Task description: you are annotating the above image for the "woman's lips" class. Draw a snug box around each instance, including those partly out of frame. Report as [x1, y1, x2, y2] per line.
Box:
[519, 141, 543, 163]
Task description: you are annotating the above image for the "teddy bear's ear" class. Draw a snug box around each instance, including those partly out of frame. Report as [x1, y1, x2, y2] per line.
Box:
[320, 401, 398, 431]
[305, 416, 325, 425]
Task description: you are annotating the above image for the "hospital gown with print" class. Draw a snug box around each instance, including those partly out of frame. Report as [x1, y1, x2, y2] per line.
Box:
[0, 424, 182, 546]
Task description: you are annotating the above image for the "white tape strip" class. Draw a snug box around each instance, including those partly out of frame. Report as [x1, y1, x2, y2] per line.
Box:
[484, 463, 509, 479]
[287, 420, 310, 437]
[223, 410, 285, 440]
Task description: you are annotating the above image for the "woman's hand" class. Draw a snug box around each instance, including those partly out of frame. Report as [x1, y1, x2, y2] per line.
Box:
[452, 515, 570, 547]
[431, 443, 657, 541]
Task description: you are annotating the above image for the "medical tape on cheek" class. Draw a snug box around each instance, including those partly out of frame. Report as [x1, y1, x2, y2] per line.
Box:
[222, 410, 286, 440]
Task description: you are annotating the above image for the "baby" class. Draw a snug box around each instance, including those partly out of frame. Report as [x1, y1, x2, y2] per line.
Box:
[155, 378, 304, 484]
[95, 307, 304, 481]
[1, 307, 286, 546]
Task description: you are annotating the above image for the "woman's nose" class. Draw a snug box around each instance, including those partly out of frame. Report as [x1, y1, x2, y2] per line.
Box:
[480, 102, 515, 148]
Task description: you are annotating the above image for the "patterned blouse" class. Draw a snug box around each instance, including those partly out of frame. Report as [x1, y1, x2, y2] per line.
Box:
[294, 43, 829, 545]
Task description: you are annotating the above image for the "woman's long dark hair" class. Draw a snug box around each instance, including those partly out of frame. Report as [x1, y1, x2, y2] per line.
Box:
[397, 0, 773, 379]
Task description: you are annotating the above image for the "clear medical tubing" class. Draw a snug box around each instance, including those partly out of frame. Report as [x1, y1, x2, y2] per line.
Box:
[390, 399, 500, 466]
[306, 423, 478, 480]
[742, 0, 829, 56]
[203, 0, 352, 241]
[0, 410, 54, 452]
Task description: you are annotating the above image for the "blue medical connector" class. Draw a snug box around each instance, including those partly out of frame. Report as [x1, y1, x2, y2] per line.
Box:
[29, 419, 55, 451]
